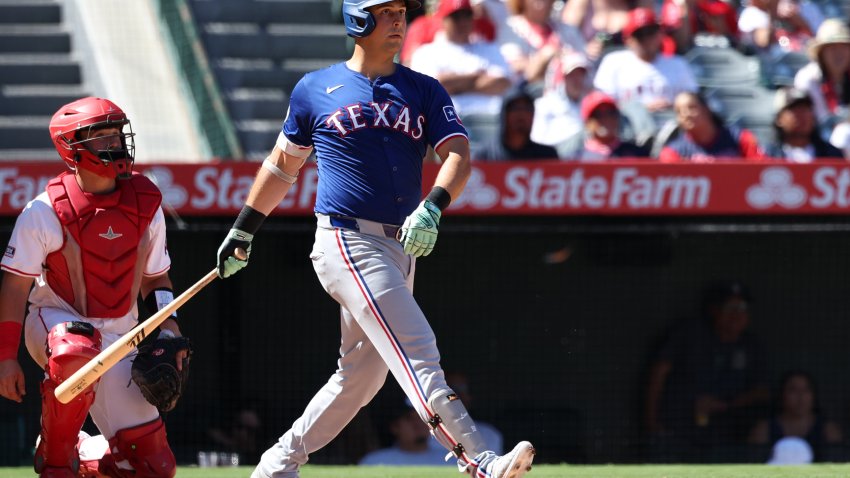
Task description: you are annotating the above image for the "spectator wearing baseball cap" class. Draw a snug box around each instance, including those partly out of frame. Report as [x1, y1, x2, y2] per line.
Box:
[409, 0, 512, 117]
[399, 0, 496, 66]
[659, 92, 764, 163]
[765, 87, 843, 161]
[557, 90, 649, 160]
[593, 7, 698, 116]
[794, 19, 850, 125]
[530, 51, 590, 147]
[645, 280, 770, 463]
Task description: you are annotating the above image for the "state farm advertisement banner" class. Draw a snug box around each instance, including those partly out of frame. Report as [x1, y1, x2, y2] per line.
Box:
[2, 161, 850, 216]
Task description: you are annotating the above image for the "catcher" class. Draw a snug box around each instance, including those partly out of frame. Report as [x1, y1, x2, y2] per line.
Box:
[0, 97, 191, 478]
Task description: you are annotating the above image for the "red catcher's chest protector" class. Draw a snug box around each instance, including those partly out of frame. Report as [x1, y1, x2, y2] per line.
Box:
[45, 172, 162, 318]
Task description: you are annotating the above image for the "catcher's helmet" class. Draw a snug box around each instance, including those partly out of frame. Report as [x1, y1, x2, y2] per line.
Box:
[342, 0, 421, 38]
[49, 97, 135, 179]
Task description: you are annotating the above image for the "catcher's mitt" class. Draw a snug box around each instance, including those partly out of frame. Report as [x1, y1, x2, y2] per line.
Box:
[131, 335, 192, 412]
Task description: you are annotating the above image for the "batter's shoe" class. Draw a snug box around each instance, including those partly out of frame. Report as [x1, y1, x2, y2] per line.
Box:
[461, 441, 535, 478]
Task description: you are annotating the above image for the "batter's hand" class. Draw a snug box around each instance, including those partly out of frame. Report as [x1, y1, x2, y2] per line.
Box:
[0, 359, 25, 403]
[217, 228, 252, 278]
[400, 200, 441, 257]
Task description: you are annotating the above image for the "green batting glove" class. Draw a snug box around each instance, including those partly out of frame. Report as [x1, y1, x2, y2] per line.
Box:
[216, 228, 253, 278]
[400, 200, 441, 257]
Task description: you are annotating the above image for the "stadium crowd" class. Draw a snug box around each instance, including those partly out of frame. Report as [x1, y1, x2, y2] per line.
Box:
[399, 0, 850, 161]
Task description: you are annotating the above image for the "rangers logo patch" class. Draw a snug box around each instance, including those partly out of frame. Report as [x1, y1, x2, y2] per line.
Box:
[443, 105, 460, 123]
[4, 246, 14, 258]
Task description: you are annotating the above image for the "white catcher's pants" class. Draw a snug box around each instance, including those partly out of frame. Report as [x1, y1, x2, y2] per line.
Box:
[24, 307, 160, 439]
[253, 224, 452, 477]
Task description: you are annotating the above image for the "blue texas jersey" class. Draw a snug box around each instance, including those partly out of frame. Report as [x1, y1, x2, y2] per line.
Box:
[282, 62, 467, 225]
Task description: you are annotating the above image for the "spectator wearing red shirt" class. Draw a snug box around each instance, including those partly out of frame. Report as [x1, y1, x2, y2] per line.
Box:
[660, 0, 739, 53]
[660, 92, 764, 162]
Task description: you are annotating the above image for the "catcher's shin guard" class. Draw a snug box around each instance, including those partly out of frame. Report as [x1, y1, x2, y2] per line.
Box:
[426, 389, 489, 462]
[109, 418, 176, 478]
[35, 322, 101, 475]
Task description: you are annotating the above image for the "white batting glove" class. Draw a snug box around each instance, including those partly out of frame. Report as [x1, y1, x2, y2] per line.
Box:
[400, 200, 441, 257]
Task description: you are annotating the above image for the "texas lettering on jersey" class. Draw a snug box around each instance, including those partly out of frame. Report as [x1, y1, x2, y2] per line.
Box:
[324, 101, 425, 139]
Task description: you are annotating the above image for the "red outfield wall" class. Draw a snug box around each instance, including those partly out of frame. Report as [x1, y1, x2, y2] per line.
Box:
[2, 161, 850, 216]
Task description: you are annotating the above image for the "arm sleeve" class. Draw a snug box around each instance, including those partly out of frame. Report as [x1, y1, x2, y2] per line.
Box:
[1, 199, 61, 277]
[281, 78, 315, 149]
[143, 208, 171, 276]
[423, 78, 468, 150]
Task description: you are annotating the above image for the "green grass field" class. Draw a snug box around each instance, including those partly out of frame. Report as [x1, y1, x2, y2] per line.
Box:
[4, 465, 850, 477]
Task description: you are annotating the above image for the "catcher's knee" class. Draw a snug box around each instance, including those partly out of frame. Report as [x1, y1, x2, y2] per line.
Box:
[46, 321, 102, 385]
[109, 418, 176, 478]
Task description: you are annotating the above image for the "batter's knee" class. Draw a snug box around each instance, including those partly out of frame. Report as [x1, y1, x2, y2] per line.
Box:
[109, 418, 176, 478]
[46, 321, 102, 384]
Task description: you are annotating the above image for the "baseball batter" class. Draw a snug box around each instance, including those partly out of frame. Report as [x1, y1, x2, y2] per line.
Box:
[215, 0, 535, 477]
[0, 97, 188, 478]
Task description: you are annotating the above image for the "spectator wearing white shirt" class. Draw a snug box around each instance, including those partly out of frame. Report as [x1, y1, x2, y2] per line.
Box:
[593, 7, 698, 114]
[410, 0, 513, 116]
[531, 51, 591, 147]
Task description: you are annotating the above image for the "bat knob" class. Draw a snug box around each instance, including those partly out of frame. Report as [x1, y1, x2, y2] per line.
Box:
[234, 247, 248, 261]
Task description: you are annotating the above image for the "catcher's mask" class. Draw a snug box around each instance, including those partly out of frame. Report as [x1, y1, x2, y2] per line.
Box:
[50, 97, 136, 180]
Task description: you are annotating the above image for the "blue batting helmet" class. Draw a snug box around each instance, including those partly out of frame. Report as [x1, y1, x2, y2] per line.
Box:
[342, 0, 421, 38]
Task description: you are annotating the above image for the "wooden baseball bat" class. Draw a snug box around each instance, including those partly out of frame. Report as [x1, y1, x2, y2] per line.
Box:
[54, 248, 247, 403]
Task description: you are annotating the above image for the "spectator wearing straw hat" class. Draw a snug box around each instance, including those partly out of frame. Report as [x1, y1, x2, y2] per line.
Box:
[794, 19, 850, 126]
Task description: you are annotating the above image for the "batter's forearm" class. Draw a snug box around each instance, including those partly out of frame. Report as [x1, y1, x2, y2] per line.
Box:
[433, 136, 471, 201]
[245, 168, 295, 215]
[433, 153, 471, 202]
[245, 146, 303, 215]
